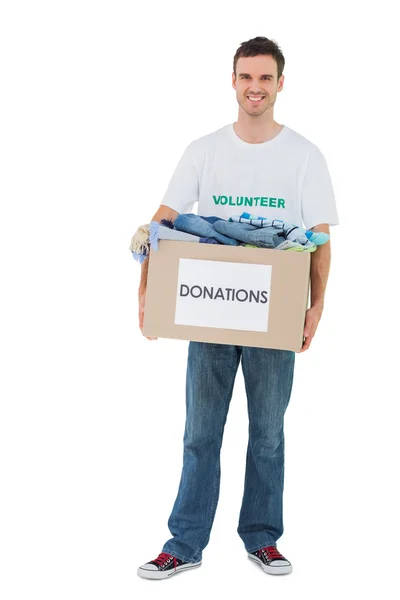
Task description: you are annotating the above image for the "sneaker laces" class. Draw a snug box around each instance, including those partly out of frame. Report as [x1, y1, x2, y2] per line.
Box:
[153, 552, 178, 571]
[259, 546, 284, 561]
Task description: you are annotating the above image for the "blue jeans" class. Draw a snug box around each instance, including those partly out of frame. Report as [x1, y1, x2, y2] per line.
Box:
[162, 341, 295, 563]
[213, 220, 286, 248]
[173, 213, 240, 246]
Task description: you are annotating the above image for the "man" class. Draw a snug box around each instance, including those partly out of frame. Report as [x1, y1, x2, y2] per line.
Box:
[137, 36, 339, 579]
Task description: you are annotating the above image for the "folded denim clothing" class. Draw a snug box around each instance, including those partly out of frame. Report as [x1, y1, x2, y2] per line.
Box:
[149, 221, 200, 251]
[219, 219, 317, 251]
[243, 239, 309, 251]
[200, 237, 220, 244]
[229, 212, 329, 246]
[199, 215, 226, 225]
[213, 221, 287, 249]
[163, 215, 225, 244]
[129, 223, 150, 263]
[174, 213, 239, 246]
[130, 212, 318, 265]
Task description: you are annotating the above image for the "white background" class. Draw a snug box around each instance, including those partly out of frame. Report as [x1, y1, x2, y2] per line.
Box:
[1, 1, 399, 599]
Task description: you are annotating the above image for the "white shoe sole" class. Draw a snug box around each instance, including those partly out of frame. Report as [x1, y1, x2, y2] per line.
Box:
[248, 553, 293, 575]
[137, 561, 202, 580]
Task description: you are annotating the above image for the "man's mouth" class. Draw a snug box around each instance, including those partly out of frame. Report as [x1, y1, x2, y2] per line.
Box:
[247, 95, 265, 104]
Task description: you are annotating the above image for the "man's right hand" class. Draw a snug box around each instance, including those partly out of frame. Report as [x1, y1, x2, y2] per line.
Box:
[138, 286, 158, 340]
[137, 204, 178, 341]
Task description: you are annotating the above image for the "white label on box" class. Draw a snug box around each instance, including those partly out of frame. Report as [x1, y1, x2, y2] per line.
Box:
[174, 258, 272, 332]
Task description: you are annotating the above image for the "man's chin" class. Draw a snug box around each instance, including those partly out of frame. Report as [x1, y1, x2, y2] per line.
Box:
[242, 106, 266, 116]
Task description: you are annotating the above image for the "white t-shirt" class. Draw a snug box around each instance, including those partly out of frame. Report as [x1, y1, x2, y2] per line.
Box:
[160, 123, 339, 230]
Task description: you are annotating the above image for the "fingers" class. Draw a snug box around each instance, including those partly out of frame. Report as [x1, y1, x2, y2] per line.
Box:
[138, 303, 144, 330]
[138, 290, 145, 331]
[138, 298, 158, 340]
[299, 336, 311, 352]
[299, 327, 315, 352]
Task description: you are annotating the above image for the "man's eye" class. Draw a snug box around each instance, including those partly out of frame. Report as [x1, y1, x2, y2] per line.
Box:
[241, 75, 270, 80]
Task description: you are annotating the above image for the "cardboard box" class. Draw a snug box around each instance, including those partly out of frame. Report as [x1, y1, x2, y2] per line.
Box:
[142, 240, 311, 352]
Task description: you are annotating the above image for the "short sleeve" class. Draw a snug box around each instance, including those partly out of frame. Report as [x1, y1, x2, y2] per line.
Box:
[301, 145, 339, 230]
[159, 141, 199, 214]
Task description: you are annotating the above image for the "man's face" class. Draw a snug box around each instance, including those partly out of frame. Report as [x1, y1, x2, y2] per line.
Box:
[232, 54, 284, 116]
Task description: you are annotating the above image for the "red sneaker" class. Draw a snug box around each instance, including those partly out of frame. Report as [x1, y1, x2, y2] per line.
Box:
[137, 551, 202, 580]
[248, 545, 292, 575]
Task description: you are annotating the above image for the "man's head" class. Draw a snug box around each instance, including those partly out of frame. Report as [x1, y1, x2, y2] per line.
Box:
[232, 36, 285, 117]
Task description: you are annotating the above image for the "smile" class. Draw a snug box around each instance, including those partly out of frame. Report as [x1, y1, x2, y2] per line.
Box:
[247, 96, 265, 103]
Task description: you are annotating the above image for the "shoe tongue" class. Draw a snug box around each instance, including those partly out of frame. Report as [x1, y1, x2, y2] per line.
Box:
[265, 547, 282, 558]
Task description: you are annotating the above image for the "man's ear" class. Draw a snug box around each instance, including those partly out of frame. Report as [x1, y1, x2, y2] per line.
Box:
[232, 72, 236, 90]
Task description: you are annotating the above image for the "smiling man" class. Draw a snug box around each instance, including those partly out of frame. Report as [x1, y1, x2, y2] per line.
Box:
[137, 36, 339, 580]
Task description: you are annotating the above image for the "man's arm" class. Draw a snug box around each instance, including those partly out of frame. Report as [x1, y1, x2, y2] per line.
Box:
[309, 223, 331, 309]
[139, 204, 179, 291]
[299, 223, 331, 352]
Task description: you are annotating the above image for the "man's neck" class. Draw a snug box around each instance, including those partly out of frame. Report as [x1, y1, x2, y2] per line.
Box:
[233, 118, 284, 144]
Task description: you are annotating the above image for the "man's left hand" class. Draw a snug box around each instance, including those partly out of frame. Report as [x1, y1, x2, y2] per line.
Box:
[299, 304, 323, 352]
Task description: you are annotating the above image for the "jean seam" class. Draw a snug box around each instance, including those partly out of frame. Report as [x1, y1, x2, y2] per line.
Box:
[192, 460, 220, 561]
[246, 542, 277, 553]
[161, 549, 200, 563]
[237, 350, 254, 536]
[173, 553, 200, 563]
[280, 354, 295, 490]
[237, 442, 251, 537]
[238, 349, 295, 544]
[191, 350, 240, 561]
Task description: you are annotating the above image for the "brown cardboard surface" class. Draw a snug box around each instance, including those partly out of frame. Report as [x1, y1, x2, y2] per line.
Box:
[142, 240, 310, 352]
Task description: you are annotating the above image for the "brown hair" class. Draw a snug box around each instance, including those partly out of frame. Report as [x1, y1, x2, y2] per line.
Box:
[233, 36, 285, 80]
